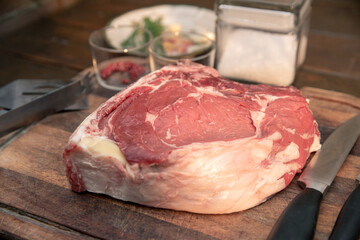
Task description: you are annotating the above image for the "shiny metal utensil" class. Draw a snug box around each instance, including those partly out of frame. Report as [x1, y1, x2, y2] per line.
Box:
[267, 114, 360, 240]
[329, 173, 360, 240]
[0, 73, 92, 137]
[0, 79, 87, 111]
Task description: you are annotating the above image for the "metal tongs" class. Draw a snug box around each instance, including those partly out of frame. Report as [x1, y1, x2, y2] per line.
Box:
[0, 73, 93, 137]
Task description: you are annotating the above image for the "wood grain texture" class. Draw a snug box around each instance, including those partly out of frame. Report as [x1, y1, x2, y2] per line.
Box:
[0, 54, 79, 88]
[0, 21, 92, 72]
[0, 204, 95, 240]
[0, 86, 359, 240]
[303, 32, 360, 79]
[0, 169, 218, 240]
[294, 69, 360, 98]
[310, 0, 360, 37]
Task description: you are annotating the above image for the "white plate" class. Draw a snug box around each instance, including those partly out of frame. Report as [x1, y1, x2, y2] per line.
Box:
[108, 4, 216, 40]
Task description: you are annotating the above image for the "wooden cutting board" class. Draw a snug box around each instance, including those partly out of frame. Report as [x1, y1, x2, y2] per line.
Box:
[0, 85, 359, 240]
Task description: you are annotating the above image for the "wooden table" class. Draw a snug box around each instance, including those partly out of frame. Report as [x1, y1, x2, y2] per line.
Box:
[0, 0, 359, 239]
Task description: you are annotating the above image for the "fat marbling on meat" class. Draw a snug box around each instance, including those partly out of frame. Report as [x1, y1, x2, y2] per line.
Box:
[63, 60, 320, 214]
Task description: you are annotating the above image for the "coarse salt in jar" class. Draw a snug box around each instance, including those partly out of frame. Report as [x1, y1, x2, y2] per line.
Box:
[214, 0, 312, 86]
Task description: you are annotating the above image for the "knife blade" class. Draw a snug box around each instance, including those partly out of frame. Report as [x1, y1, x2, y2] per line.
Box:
[328, 173, 360, 240]
[267, 114, 360, 240]
[0, 73, 92, 137]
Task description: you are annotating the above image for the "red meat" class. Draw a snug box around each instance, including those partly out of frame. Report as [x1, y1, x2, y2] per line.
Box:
[63, 60, 320, 214]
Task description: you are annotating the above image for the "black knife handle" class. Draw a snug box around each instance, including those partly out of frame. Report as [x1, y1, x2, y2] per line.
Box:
[267, 188, 323, 240]
[329, 184, 360, 240]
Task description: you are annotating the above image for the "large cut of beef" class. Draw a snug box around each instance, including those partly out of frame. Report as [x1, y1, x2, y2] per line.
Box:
[63, 60, 320, 214]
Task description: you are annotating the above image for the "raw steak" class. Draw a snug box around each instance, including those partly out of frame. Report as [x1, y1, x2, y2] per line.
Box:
[63, 60, 320, 214]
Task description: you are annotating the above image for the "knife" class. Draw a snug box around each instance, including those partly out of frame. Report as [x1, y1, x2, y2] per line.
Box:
[0, 73, 92, 137]
[328, 173, 360, 240]
[267, 114, 360, 240]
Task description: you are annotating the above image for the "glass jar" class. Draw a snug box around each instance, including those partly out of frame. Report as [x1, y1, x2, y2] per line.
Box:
[214, 0, 312, 86]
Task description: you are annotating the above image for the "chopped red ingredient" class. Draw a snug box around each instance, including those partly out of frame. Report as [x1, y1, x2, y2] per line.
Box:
[121, 79, 130, 84]
[100, 61, 146, 83]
